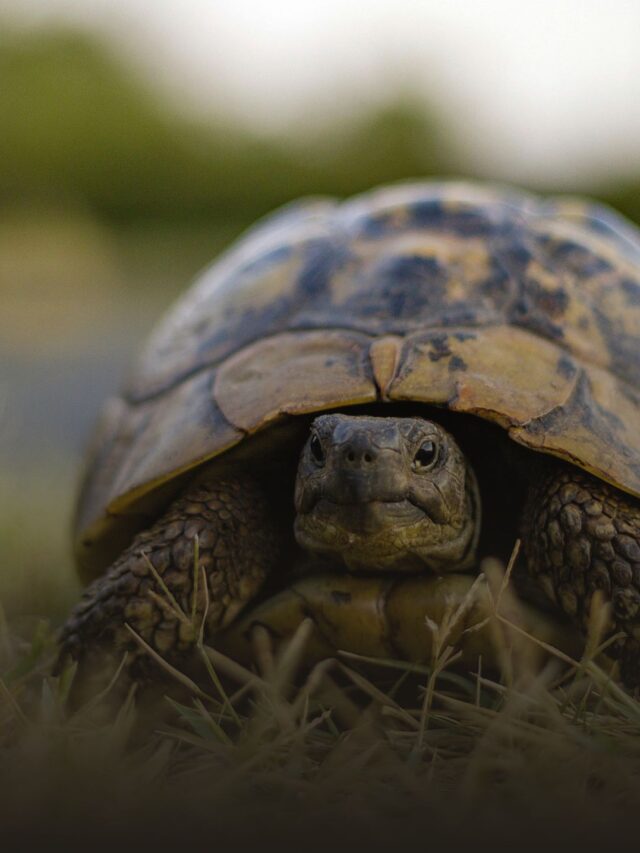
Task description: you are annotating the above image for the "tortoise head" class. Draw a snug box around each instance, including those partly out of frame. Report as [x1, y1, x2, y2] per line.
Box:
[294, 414, 480, 573]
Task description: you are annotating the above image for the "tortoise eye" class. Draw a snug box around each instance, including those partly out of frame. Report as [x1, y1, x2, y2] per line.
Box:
[413, 440, 438, 471]
[310, 433, 325, 465]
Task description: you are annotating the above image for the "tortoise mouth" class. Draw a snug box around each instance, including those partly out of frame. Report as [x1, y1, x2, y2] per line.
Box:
[293, 497, 436, 574]
[295, 497, 429, 549]
[309, 497, 428, 535]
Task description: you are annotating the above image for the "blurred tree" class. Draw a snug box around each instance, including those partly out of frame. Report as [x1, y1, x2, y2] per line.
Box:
[306, 97, 451, 195]
[0, 27, 454, 227]
[0, 28, 268, 221]
[602, 183, 640, 228]
[1, 25, 638, 229]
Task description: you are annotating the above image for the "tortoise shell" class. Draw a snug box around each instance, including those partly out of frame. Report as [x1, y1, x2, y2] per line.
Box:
[75, 181, 640, 581]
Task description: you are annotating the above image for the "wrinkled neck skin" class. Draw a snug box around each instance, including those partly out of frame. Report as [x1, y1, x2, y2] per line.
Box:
[294, 414, 481, 574]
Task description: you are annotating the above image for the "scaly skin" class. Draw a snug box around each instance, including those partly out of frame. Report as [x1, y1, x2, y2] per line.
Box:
[60, 417, 640, 690]
[523, 466, 640, 684]
[59, 477, 280, 683]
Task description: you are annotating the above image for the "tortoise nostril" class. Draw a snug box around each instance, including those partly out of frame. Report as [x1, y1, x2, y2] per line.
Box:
[343, 443, 377, 466]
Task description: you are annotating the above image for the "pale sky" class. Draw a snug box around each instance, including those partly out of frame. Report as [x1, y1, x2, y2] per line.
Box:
[3, 0, 640, 186]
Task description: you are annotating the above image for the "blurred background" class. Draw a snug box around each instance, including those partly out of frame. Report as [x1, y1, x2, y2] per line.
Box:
[1, 0, 639, 620]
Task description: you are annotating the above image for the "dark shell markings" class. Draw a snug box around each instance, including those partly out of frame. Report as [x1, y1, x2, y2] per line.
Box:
[74, 182, 640, 578]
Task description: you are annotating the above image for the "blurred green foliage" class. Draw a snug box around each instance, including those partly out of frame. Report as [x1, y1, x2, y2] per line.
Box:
[603, 183, 640, 230]
[0, 26, 451, 228]
[2, 24, 640, 232]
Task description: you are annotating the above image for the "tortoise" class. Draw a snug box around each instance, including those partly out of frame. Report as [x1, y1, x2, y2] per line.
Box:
[60, 180, 640, 687]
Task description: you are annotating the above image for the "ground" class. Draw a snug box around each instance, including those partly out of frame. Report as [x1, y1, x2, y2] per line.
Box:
[3, 544, 640, 850]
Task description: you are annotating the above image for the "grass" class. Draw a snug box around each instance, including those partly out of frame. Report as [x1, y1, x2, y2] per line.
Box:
[3, 546, 640, 850]
[0, 466, 80, 622]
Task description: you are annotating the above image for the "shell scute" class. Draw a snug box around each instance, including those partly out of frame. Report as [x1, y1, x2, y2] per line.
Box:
[213, 330, 377, 433]
[75, 181, 640, 569]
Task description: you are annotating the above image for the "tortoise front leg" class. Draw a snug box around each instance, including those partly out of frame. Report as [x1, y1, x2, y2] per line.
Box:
[59, 477, 281, 684]
[522, 466, 640, 685]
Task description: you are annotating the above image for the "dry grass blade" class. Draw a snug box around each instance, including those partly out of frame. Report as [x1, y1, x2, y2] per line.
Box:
[415, 573, 491, 751]
[582, 661, 640, 721]
[270, 617, 315, 694]
[197, 647, 241, 725]
[156, 723, 229, 753]
[203, 643, 267, 690]
[190, 534, 200, 626]
[493, 538, 520, 611]
[124, 623, 212, 701]
[251, 624, 275, 679]
[196, 564, 210, 646]
[142, 541, 240, 722]
[193, 569, 240, 724]
[289, 658, 336, 718]
[426, 573, 488, 661]
[193, 696, 234, 745]
[297, 668, 362, 729]
[0, 675, 28, 726]
[147, 589, 191, 628]
[338, 650, 430, 677]
[140, 551, 190, 627]
[80, 651, 131, 713]
[337, 661, 419, 730]
[417, 645, 463, 751]
[493, 611, 579, 668]
[475, 656, 483, 706]
[583, 590, 612, 662]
